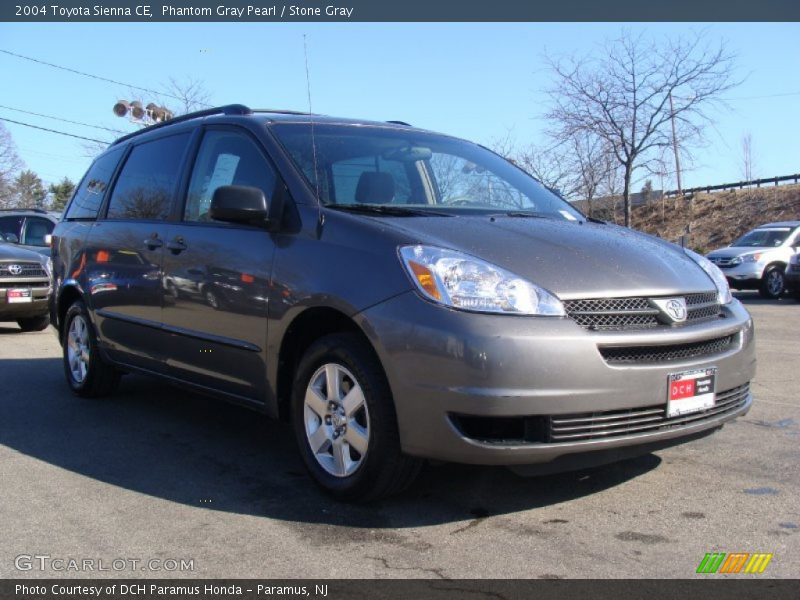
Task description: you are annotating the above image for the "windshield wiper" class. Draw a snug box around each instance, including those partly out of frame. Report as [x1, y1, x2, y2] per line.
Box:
[497, 211, 548, 218]
[326, 204, 451, 217]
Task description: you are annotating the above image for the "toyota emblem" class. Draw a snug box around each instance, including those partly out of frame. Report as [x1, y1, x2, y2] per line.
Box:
[651, 297, 688, 323]
[8, 264, 23, 276]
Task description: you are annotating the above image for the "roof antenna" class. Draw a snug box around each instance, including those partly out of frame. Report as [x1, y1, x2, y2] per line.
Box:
[303, 33, 324, 233]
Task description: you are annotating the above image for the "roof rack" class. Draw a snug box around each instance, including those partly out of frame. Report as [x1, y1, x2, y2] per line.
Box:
[0, 207, 47, 213]
[252, 108, 310, 115]
[386, 120, 412, 126]
[111, 104, 252, 145]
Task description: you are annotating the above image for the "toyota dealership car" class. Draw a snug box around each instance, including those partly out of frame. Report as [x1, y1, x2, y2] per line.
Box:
[706, 221, 800, 299]
[0, 239, 51, 331]
[49, 105, 756, 500]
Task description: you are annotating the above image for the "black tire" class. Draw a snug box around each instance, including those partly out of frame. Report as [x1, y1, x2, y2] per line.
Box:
[17, 314, 50, 332]
[759, 265, 786, 299]
[62, 300, 120, 398]
[291, 333, 422, 502]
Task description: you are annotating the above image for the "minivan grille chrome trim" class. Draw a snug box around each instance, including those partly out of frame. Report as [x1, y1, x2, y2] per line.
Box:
[563, 292, 721, 330]
[599, 334, 737, 364]
[548, 383, 750, 442]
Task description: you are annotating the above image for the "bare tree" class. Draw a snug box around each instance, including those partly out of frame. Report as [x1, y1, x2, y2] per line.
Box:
[161, 77, 213, 115]
[741, 132, 756, 181]
[543, 30, 738, 227]
[567, 133, 613, 217]
[0, 123, 24, 207]
[515, 144, 575, 196]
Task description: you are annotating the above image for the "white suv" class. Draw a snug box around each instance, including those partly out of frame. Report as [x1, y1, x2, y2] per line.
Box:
[706, 221, 800, 299]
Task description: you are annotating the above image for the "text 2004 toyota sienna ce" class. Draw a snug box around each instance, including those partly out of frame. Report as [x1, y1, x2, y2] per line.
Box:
[49, 104, 755, 501]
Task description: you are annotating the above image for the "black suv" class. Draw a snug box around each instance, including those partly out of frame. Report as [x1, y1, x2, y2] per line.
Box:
[50, 105, 754, 501]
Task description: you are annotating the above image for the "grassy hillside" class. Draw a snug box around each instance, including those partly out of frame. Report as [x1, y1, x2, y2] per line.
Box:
[582, 184, 800, 253]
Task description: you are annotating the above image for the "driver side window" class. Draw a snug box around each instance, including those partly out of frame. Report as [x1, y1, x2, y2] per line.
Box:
[184, 130, 277, 223]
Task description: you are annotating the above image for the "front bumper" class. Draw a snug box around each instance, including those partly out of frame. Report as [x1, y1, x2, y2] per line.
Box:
[356, 292, 756, 466]
[0, 284, 50, 320]
[719, 262, 765, 288]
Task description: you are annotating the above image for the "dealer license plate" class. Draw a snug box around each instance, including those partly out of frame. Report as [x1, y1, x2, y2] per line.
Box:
[667, 367, 716, 417]
[6, 288, 32, 303]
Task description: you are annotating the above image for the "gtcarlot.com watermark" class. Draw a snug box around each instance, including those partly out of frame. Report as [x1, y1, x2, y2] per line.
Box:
[15, 554, 195, 573]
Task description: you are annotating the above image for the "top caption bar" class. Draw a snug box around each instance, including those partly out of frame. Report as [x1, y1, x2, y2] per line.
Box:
[3, 0, 800, 22]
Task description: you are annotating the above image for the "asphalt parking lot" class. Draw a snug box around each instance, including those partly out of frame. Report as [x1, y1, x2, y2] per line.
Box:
[0, 293, 798, 579]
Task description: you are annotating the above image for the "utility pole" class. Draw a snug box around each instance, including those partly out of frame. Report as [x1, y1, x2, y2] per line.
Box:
[669, 91, 683, 196]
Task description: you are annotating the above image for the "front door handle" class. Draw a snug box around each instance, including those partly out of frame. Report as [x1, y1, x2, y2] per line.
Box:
[143, 236, 163, 251]
[166, 237, 187, 254]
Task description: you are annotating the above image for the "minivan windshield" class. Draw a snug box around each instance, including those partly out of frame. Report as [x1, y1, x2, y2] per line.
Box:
[731, 228, 792, 248]
[271, 123, 583, 220]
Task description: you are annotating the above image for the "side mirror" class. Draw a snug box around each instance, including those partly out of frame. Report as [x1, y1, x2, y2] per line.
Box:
[44, 234, 53, 247]
[210, 185, 271, 227]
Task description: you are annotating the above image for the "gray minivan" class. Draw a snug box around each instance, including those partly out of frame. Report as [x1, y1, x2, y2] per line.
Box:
[50, 105, 755, 500]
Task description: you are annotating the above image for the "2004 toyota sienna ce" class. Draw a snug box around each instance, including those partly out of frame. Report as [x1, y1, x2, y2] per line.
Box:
[49, 104, 755, 501]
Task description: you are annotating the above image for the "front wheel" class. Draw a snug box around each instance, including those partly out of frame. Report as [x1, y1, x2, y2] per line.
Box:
[291, 333, 422, 502]
[63, 300, 120, 398]
[17, 314, 49, 332]
[759, 265, 786, 299]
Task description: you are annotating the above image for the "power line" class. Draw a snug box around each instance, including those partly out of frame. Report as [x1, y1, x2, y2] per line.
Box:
[0, 117, 106, 144]
[0, 48, 213, 108]
[0, 103, 126, 134]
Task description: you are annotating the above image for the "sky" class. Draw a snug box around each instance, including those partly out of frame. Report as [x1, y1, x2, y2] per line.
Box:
[0, 22, 798, 192]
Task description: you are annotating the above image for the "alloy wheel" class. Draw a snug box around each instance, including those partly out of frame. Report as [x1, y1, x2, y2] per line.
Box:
[303, 363, 370, 477]
[66, 315, 90, 383]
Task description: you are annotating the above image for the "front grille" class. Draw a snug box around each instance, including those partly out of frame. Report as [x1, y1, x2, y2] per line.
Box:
[599, 334, 736, 364]
[563, 292, 721, 330]
[0, 262, 46, 278]
[709, 257, 736, 269]
[549, 383, 750, 442]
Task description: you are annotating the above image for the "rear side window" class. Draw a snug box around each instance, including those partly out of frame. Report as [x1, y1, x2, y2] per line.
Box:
[106, 133, 190, 221]
[64, 146, 125, 220]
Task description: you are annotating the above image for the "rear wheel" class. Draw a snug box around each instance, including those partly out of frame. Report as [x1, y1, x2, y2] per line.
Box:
[63, 300, 120, 398]
[17, 315, 49, 332]
[759, 265, 786, 299]
[291, 333, 422, 501]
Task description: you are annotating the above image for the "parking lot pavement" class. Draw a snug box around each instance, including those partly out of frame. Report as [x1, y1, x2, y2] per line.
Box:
[0, 293, 798, 579]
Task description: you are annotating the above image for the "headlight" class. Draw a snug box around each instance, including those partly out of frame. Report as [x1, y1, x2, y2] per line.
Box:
[43, 258, 52, 278]
[685, 248, 732, 304]
[399, 245, 565, 316]
[742, 253, 761, 263]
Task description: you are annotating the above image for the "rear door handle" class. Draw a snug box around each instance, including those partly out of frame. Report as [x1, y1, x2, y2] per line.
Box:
[166, 237, 187, 254]
[143, 236, 163, 250]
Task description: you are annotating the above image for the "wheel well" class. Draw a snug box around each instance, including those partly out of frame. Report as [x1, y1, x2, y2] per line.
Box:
[57, 286, 82, 341]
[276, 307, 376, 420]
[764, 261, 787, 272]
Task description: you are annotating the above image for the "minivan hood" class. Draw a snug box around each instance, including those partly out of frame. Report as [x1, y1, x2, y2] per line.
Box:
[379, 215, 716, 298]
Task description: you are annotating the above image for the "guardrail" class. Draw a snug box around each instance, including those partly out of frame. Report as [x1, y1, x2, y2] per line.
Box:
[665, 174, 800, 197]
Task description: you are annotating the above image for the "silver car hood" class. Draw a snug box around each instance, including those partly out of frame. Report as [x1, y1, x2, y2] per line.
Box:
[0, 242, 47, 263]
[383, 216, 716, 299]
[707, 246, 773, 259]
